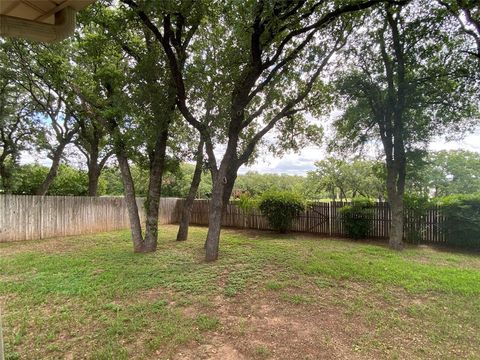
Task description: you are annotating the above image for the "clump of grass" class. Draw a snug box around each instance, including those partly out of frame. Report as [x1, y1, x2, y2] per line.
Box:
[281, 293, 311, 304]
[265, 281, 283, 290]
[195, 314, 220, 331]
[315, 278, 334, 288]
[254, 344, 270, 358]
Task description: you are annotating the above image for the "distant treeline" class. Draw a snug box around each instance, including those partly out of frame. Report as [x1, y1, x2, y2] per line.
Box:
[4, 150, 480, 200]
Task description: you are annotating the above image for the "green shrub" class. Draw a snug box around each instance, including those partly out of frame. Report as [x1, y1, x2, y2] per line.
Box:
[236, 193, 258, 213]
[258, 191, 306, 233]
[339, 198, 374, 239]
[435, 194, 480, 248]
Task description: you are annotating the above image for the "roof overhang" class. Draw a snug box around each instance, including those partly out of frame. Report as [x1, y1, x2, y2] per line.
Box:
[0, 1, 95, 43]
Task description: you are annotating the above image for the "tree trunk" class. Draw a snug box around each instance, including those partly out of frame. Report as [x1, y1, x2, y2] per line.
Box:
[386, 161, 405, 250]
[177, 139, 204, 241]
[204, 161, 237, 261]
[86, 146, 101, 197]
[87, 163, 100, 197]
[85, 150, 112, 197]
[389, 193, 404, 250]
[143, 128, 169, 252]
[36, 145, 65, 196]
[117, 152, 144, 252]
[0, 159, 12, 193]
[205, 179, 225, 262]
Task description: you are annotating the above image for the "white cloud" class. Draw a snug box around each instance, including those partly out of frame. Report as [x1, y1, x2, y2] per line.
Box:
[238, 145, 323, 176]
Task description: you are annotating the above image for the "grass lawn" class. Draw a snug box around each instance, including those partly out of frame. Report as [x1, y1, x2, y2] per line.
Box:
[1, 225, 479, 359]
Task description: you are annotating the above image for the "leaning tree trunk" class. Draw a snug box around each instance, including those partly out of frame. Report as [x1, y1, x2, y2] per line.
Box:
[204, 161, 238, 261]
[107, 111, 145, 252]
[143, 129, 169, 252]
[177, 139, 204, 241]
[36, 144, 66, 196]
[117, 151, 144, 252]
[205, 178, 225, 261]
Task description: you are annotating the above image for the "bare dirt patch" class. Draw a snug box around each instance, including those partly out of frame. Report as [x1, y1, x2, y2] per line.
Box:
[174, 289, 375, 360]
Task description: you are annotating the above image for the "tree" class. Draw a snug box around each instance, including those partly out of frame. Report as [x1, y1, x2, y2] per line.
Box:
[3, 41, 80, 196]
[69, 16, 147, 251]
[332, 1, 479, 249]
[10, 163, 49, 195]
[0, 64, 38, 193]
[123, 0, 385, 261]
[73, 4, 194, 252]
[74, 108, 113, 196]
[2, 38, 113, 198]
[307, 157, 385, 200]
[234, 172, 308, 197]
[310, 157, 349, 200]
[11, 163, 95, 196]
[426, 150, 480, 196]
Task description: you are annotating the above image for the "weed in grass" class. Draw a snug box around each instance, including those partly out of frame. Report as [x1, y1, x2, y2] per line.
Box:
[281, 293, 310, 305]
[146, 336, 164, 352]
[12, 322, 26, 346]
[5, 352, 20, 360]
[91, 342, 129, 360]
[265, 281, 283, 290]
[102, 302, 123, 312]
[195, 314, 220, 331]
[224, 287, 238, 297]
[236, 317, 249, 336]
[314, 278, 334, 288]
[254, 344, 270, 358]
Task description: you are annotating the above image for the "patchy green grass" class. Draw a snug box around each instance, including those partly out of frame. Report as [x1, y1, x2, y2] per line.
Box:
[0, 225, 479, 359]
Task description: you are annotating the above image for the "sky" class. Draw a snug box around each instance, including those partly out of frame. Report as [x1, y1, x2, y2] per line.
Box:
[237, 131, 480, 176]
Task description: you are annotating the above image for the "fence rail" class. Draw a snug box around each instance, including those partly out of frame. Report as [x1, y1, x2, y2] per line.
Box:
[0, 195, 445, 244]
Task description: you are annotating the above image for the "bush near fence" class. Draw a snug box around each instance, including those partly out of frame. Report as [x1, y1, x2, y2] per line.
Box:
[339, 199, 375, 239]
[258, 191, 306, 233]
[434, 194, 480, 249]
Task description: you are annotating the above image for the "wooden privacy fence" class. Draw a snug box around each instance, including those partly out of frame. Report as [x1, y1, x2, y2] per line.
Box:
[0, 195, 445, 244]
[0, 195, 181, 242]
[188, 200, 447, 244]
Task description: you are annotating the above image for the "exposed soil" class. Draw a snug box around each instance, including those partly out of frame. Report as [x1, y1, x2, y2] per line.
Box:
[173, 290, 375, 360]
